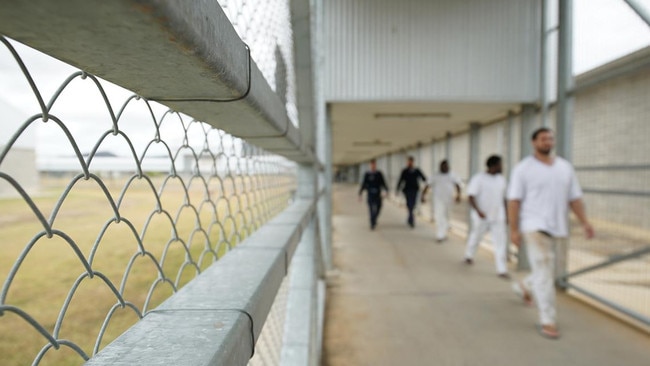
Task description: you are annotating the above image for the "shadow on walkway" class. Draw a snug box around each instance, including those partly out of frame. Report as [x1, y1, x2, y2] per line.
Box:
[323, 184, 649, 366]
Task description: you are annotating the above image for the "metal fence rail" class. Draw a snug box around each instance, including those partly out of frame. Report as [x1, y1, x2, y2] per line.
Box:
[0, 36, 298, 365]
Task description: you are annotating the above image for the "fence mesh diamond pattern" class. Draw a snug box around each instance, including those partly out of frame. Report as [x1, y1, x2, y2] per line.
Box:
[0, 36, 297, 365]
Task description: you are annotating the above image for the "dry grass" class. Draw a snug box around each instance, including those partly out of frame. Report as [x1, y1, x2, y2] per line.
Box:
[0, 175, 291, 366]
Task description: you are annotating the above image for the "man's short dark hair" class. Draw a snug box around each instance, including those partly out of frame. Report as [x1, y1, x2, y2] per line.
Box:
[532, 127, 552, 140]
[370, 159, 376, 164]
[407, 156, 415, 161]
[486, 155, 501, 168]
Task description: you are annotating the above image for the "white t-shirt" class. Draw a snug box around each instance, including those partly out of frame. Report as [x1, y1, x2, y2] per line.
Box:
[507, 156, 583, 237]
[467, 172, 507, 222]
[428, 172, 462, 204]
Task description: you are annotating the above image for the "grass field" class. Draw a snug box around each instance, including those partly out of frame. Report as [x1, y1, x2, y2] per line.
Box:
[0, 174, 293, 366]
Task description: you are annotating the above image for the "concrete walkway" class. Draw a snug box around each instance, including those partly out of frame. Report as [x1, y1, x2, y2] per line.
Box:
[323, 184, 649, 366]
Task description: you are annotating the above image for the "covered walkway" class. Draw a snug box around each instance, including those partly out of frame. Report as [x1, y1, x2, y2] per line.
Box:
[323, 184, 649, 366]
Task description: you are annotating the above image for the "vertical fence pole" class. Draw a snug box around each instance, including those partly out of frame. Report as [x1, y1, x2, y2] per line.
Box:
[555, 0, 574, 282]
[318, 105, 333, 271]
[540, 0, 550, 127]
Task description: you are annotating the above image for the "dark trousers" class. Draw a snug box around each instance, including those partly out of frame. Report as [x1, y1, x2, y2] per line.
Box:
[403, 190, 418, 226]
[367, 196, 382, 228]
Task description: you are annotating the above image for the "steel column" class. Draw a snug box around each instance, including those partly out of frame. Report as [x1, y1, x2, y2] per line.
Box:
[519, 104, 537, 159]
[540, 0, 550, 126]
[445, 132, 452, 160]
[318, 104, 333, 271]
[469, 122, 481, 177]
[506, 111, 515, 177]
[556, 0, 574, 162]
[554, 0, 575, 281]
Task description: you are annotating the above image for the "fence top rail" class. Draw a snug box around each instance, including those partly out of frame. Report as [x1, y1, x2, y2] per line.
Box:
[85, 197, 316, 365]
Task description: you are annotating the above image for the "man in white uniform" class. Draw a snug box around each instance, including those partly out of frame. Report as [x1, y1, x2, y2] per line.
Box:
[422, 160, 461, 242]
[507, 127, 594, 340]
[463, 155, 509, 279]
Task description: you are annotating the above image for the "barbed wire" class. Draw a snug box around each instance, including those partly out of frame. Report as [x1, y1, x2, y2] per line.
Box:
[0, 35, 297, 365]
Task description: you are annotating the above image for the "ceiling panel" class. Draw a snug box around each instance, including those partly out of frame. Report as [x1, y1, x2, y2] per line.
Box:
[331, 101, 520, 165]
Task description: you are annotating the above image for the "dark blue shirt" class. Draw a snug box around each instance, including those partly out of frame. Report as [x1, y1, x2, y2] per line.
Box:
[397, 168, 427, 192]
[359, 170, 388, 198]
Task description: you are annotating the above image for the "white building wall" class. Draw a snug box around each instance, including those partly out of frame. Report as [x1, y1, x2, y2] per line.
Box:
[0, 99, 37, 197]
[0, 147, 37, 197]
[323, 0, 540, 102]
[419, 144, 433, 178]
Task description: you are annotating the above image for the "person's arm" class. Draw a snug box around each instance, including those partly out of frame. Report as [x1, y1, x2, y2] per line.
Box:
[379, 172, 389, 197]
[421, 175, 431, 202]
[421, 185, 429, 200]
[358, 174, 367, 201]
[507, 200, 522, 247]
[454, 183, 461, 203]
[569, 199, 595, 239]
[468, 195, 485, 218]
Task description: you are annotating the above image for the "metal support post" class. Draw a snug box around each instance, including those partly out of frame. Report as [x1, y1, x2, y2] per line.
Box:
[506, 111, 515, 177]
[556, 0, 574, 162]
[445, 131, 452, 160]
[520, 104, 537, 159]
[540, 0, 549, 126]
[317, 105, 333, 271]
[505, 111, 515, 263]
[469, 122, 481, 177]
[468, 122, 481, 224]
[554, 0, 575, 281]
[430, 140, 437, 220]
[386, 152, 393, 191]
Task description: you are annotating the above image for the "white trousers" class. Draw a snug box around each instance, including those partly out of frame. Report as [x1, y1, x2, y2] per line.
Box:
[522, 231, 557, 326]
[433, 200, 450, 240]
[464, 216, 508, 274]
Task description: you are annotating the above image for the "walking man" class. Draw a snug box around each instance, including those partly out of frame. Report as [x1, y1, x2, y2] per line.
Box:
[463, 155, 509, 278]
[422, 160, 461, 242]
[507, 127, 594, 339]
[358, 159, 389, 230]
[396, 156, 427, 228]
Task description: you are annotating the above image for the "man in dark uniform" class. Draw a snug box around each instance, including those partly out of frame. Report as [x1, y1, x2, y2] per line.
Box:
[359, 159, 389, 230]
[396, 156, 427, 228]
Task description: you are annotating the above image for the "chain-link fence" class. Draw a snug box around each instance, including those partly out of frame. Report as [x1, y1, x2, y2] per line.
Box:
[0, 34, 297, 365]
[219, 0, 298, 127]
[564, 56, 650, 327]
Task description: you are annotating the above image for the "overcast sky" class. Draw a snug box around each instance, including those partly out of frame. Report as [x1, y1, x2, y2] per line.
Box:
[574, 0, 650, 73]
[1, 0, 649, 157]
